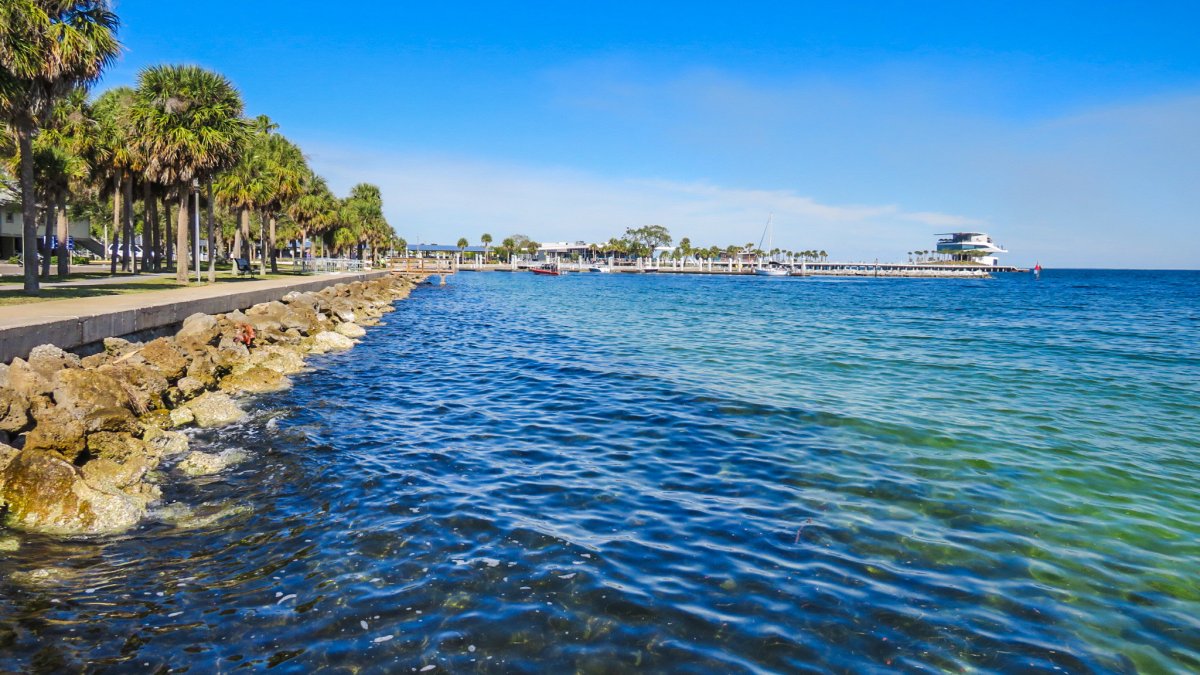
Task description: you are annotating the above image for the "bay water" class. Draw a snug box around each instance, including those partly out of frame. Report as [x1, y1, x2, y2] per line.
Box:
[1, 269, 1197, 672]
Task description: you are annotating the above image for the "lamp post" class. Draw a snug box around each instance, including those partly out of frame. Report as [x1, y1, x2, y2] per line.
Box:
[192, 179, 201, 283]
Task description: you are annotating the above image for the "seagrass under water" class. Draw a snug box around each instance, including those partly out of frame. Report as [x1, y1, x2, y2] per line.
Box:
[0, 269, 1197, 673]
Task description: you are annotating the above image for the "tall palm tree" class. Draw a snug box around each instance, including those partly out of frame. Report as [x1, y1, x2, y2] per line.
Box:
[456, 236, 468, 264]
[133, 65, 247, 283]
[287, 170, 337, 264]
[480, 232, 492, 263]
[90, 86, 142, 273]
[0, 0, 120, 294]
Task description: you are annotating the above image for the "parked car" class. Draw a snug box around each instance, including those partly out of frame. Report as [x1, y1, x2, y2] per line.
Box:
[106, 244, 145, 259]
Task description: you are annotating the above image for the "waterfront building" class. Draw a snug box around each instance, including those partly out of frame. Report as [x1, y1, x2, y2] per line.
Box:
[0, 189, 95, 259]
[536, 241, 591, 262]
[935, 232, 1008, 266]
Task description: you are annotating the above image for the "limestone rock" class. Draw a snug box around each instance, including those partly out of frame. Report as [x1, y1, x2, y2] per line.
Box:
[184, 392, 245, 428]
[335, 322, 366, 339]
[143, 427, 189, 456]
[0, 449, 144, 535]
[175, 376, 208, 401]
[85, 431, 155, 463]
[139, 337, 188, 381]
[83, 407, 139, 434]
[24, 407, 86, 461]
[51, 367, 131, 418]
[0, 389, 30, 434]
[80, 455, 152, 491]
[6, 359, 53, 399]
[103, 337, 139, 356]
[219, 366, 292, 395]
[177, 449, 246, 477]
[27, 344, 81, 377]
[168, 406, 195, 427]
[329, 299, 356, 323]
[176, 313, 219, 347]
[185, 350, 220, 389]
[106, 362, 169, 414]
[312, 331, 354, 353]
[80, 352, 111, 368]
[243, 345, 306, 375]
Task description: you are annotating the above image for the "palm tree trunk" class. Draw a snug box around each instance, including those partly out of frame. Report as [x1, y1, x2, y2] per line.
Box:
[110, 174, 120, 274]
[258, 211, 267, 276]
[206, 177, 216, 283]
[269, 216, 278, 273]
[163, 198, 173, 271]
[176, 188, 190, 283]
[239, 206, 250, 260]
[16, 127, 39, 295]
[231, 228, 242, 267]
[41, 198, 53, 279]
[122, 173, 133, 272]
[144, 182, 158, 272]
[56, 190, 69, 277]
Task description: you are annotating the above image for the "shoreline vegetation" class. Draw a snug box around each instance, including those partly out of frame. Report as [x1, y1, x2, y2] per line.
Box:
[1, 3, 396, 297]
[0, 274, 421, 536]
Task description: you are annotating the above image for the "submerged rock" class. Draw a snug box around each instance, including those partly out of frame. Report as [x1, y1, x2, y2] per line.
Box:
[0, 449, 145, 535]
[183, 392, 245, 428]
[177, 449, 246, 477]
[143, 427, 189, 456]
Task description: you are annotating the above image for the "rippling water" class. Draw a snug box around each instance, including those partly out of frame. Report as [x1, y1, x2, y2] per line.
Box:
[2, 269, 1198, 673]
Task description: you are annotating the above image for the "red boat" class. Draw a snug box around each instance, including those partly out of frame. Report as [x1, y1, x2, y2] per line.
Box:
[530, 263, 560, 276]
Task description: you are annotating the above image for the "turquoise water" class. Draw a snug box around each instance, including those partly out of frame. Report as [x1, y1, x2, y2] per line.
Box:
[1, 269, 1198, 672]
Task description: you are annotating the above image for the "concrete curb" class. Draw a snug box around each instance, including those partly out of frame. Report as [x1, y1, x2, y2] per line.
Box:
[1, 271, 392, 364]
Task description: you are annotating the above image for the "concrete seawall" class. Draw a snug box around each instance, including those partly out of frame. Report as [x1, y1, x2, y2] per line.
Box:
[0, 271, 392, 364]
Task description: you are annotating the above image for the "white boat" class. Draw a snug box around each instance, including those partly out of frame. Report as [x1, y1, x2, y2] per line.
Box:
[754, 266, 788, 276]
[588, 264, 611, 273]
[754, 214, 789, 276]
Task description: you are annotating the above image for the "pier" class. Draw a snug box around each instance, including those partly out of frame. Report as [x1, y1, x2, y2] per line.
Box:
[446, 260, 1026, 278]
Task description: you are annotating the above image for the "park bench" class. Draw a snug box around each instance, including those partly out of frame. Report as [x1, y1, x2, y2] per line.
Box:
[234, 258, 254, 277]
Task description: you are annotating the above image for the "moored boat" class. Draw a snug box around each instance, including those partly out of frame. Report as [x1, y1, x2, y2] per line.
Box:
[754, 266, 789, 276]
[530, 263, 560, 276]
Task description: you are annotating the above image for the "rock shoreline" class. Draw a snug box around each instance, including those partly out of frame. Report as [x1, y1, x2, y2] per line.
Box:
[0, 275, 420, 536]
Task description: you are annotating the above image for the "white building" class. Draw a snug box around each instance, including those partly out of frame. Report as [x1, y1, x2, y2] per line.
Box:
[0, 188, 93, 259]
[935, 232, 1008, 266]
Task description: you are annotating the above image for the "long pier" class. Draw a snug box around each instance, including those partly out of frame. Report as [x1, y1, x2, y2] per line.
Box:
[451, 261, 1026, 278]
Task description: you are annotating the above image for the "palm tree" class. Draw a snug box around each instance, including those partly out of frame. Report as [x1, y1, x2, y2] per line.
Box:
[480, 232, 492, 263]
[90, 86, 141, 274]
[0, 0, 120, 294]
[501, 236, 516, 263]
[456, 236, 468, 265]
[287, 170, 337, 265]
[132, 65, 248, 283]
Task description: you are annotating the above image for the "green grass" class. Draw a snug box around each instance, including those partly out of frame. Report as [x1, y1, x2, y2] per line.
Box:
[0, 268, 315, 306]
[0, 277, 185, 306]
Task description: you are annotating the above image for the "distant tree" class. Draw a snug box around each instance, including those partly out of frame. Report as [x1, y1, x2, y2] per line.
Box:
[481, 232, 492, 262]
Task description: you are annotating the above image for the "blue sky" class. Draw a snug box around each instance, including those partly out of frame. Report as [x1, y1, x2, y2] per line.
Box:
[101, 1, 1200, 267]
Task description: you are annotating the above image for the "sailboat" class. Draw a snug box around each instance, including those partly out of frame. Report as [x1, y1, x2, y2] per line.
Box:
[754, 214, 789, 276]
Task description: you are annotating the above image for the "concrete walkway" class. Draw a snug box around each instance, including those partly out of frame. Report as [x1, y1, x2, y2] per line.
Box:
[0, 271, 391, 363]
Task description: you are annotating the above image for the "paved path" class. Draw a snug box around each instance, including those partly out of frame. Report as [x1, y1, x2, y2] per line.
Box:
[0, 271, 392, 363]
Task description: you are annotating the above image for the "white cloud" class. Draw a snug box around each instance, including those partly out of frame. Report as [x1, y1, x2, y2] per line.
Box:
[304, 145, 977, 261]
